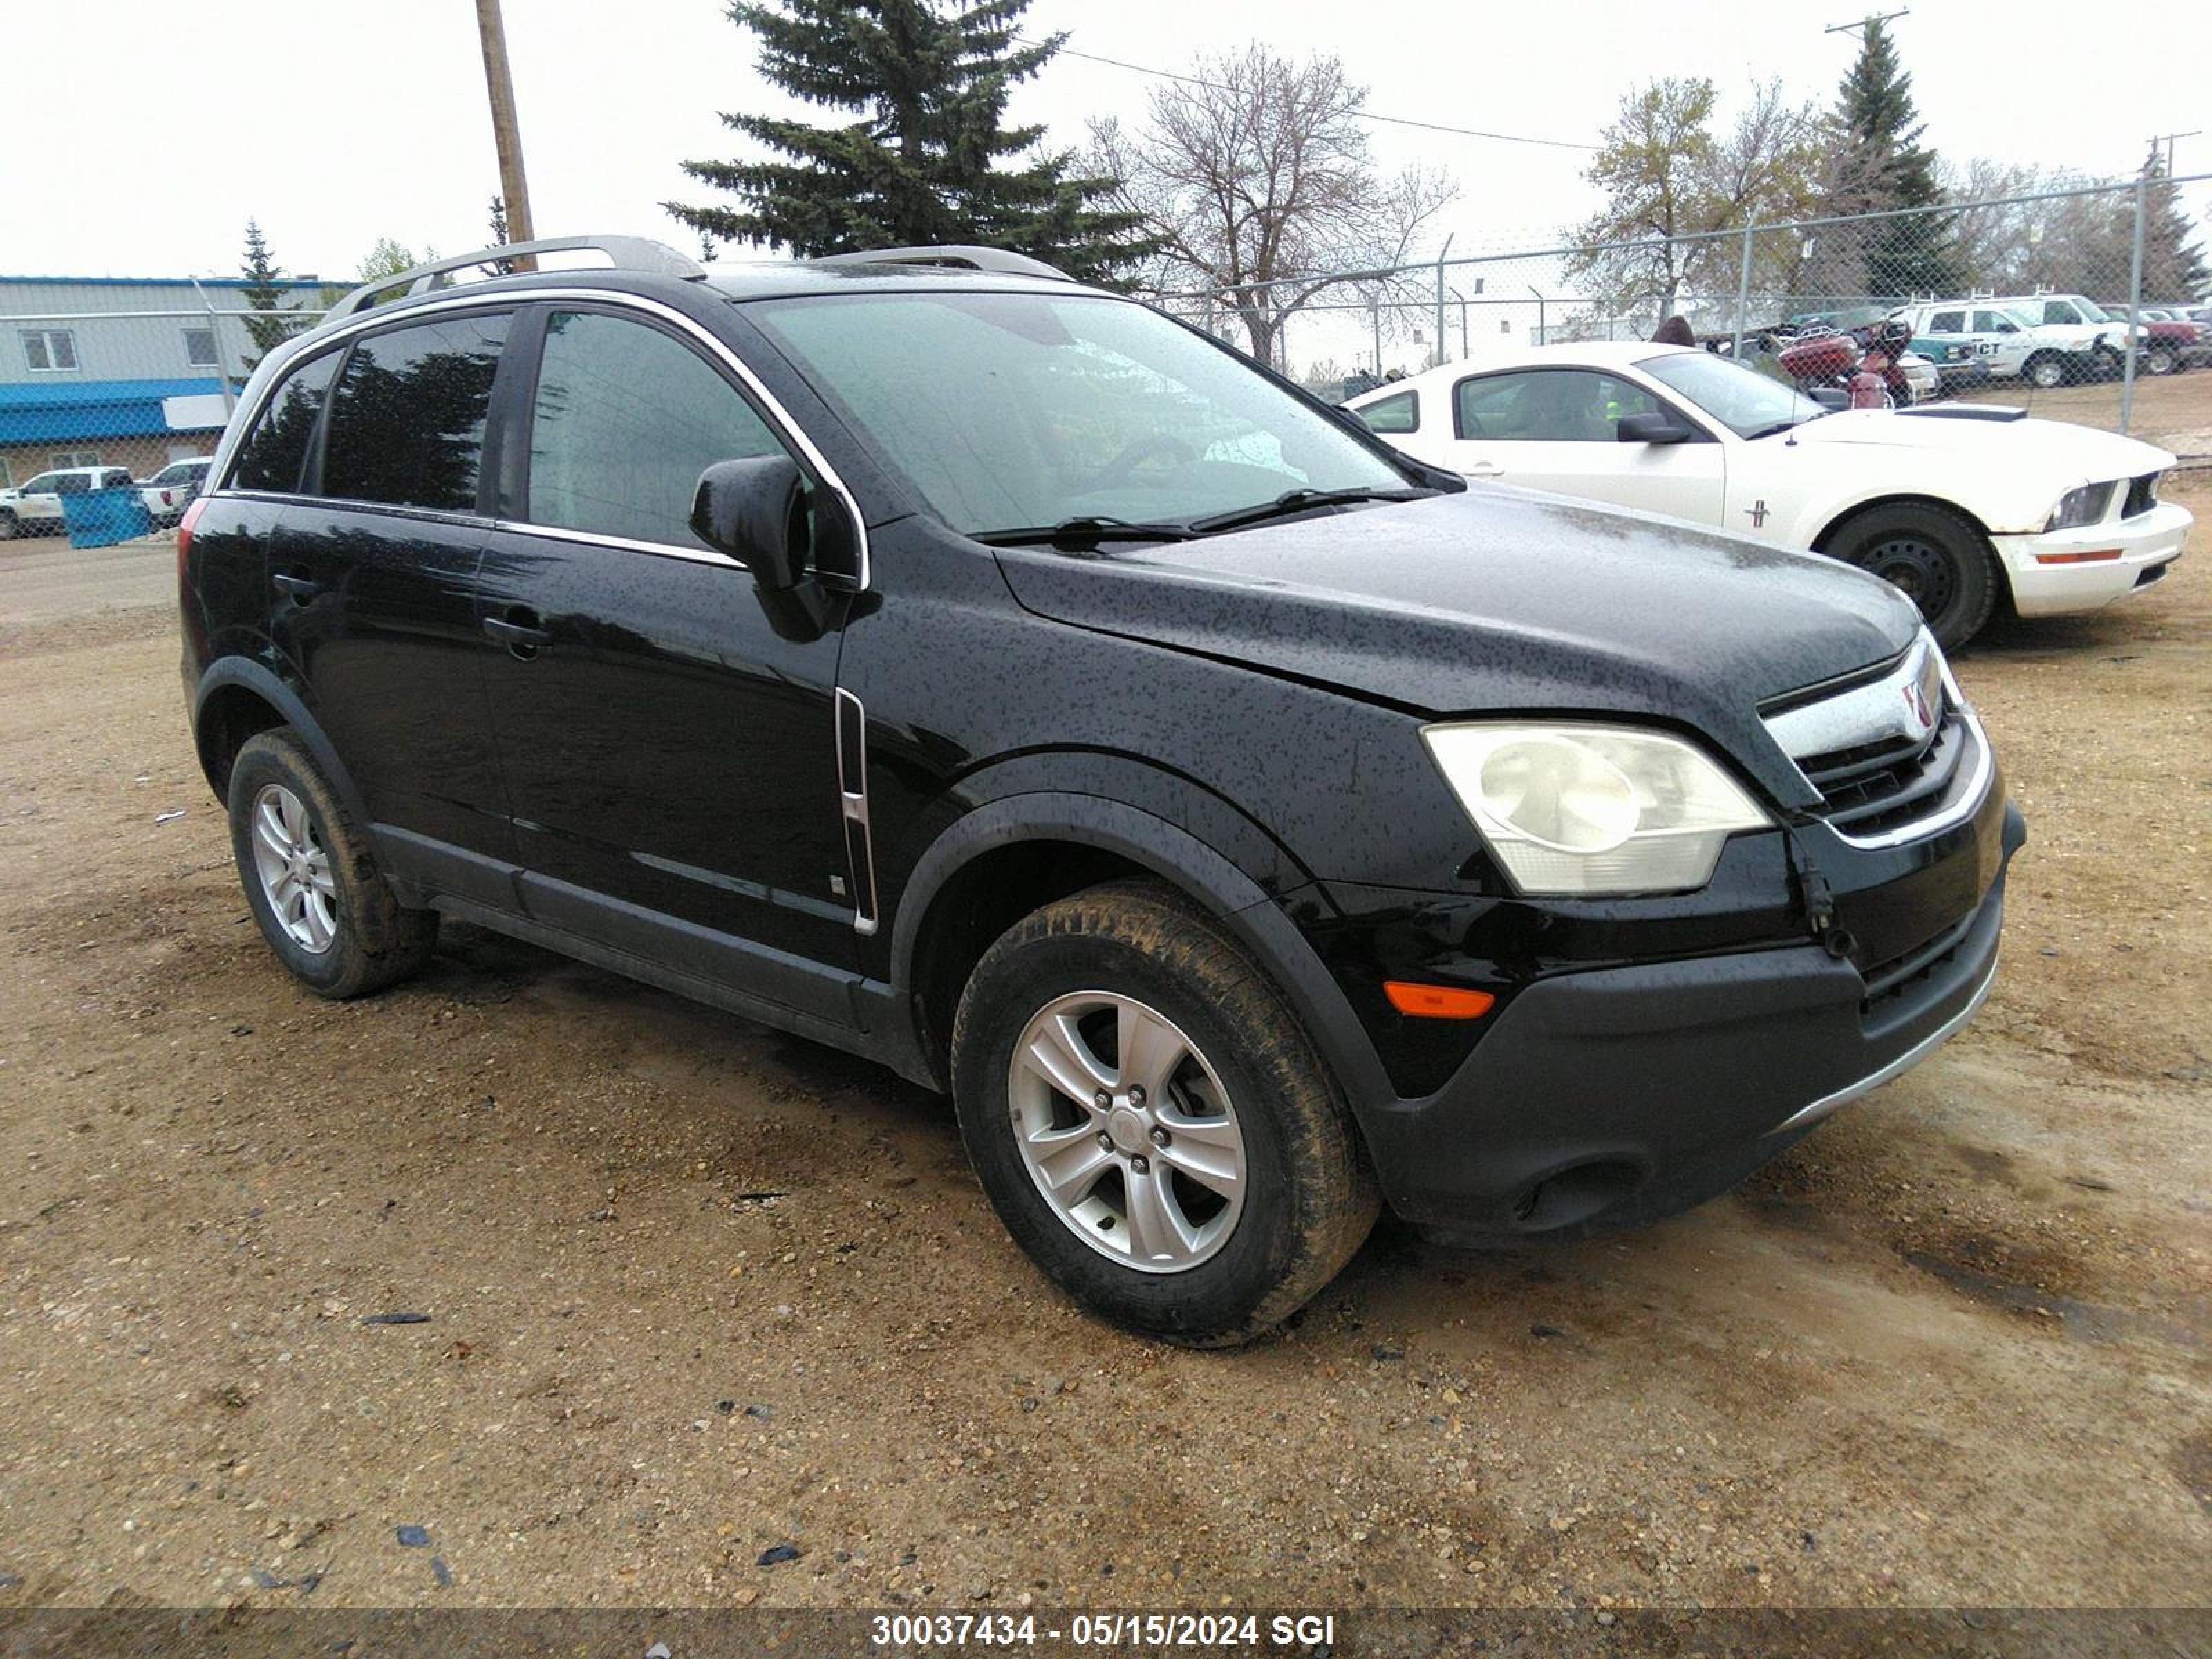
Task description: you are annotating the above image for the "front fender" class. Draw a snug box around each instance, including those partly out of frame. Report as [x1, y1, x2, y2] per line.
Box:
[882, 789, 1394, 1111]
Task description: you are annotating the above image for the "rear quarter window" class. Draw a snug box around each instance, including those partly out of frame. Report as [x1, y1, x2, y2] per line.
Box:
[232, 350, 341, 494]
[1356, 391, 1419, 434]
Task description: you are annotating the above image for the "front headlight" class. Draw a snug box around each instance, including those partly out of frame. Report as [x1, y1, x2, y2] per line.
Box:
[1422, 722, 1771, 896]
[2046, 482, 2116, 530]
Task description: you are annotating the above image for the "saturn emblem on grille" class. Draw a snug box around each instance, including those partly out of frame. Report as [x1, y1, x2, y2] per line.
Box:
[1902, 659, 1936, 733]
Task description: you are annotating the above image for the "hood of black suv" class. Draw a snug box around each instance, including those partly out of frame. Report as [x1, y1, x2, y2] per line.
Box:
[994, 489, 1924, 802]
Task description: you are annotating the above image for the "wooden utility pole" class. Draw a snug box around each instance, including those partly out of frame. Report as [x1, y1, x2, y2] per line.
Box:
[474, 0, 536, 265]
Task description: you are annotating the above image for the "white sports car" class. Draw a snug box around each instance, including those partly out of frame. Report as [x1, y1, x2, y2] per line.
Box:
[1345, 344, 2189, 648]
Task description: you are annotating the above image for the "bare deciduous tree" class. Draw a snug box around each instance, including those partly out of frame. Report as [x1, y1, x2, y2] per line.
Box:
[1087, 45, 1456, 368]
[1568, 77, 1821, 325]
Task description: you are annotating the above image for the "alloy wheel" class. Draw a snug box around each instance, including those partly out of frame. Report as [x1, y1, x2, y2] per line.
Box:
[1006, 991, 1247, 1273]
[249, 784, 338, 955]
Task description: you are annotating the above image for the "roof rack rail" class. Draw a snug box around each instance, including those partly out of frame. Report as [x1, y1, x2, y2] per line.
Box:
[325, 235, 706, 321]
[807, 244, 1073, 282]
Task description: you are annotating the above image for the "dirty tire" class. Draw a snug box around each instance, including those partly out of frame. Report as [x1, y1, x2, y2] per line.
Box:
[227, 729, 437, 1000]
[950, 880, 1378, 1347]
[1826, 500, 1999, 651]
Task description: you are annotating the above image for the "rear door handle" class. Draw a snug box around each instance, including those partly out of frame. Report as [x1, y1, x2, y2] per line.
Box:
[1463, 461, 1503, 478]
[272, 570, 321, 603]
[482, 609, 553, 658]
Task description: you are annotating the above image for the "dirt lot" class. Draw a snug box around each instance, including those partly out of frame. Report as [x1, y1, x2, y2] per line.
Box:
[1, 485, 2207, 1618]
[1955, 362, 2212, 460]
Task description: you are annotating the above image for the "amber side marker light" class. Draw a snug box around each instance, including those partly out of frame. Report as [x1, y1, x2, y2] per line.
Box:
[2034, 548, 2122, 565]
[1384, 981, 1497, 1019]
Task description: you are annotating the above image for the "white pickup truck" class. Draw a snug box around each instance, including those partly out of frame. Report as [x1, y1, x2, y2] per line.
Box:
[1891, 297, 2146, 391]
[0, 464, 184, 539]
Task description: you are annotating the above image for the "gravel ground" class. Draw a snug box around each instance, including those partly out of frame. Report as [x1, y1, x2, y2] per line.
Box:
[0, 484, 2206, 1615]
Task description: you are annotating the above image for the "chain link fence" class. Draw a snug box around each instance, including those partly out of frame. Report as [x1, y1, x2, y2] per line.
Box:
[1146, 174, 2212, 460]
[0, 279, 329, 541]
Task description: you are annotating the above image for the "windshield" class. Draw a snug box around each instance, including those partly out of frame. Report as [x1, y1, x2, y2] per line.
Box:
[2068, 297, 2112, 323]
[1637, 349, 1823, 438]
[747, 290, 1408, 535]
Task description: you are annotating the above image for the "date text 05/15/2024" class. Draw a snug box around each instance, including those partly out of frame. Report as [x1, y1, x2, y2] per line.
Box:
[868, 1612, 1340, 1648]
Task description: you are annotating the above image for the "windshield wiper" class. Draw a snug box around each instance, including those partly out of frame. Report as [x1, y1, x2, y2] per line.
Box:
[971, 515, 1199, 548]
[1188, 486, 1430, 536]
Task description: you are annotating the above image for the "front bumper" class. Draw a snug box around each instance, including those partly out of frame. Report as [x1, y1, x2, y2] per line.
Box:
[1297, 783, 2023, 1242]
[1994, 500, 2191, 617]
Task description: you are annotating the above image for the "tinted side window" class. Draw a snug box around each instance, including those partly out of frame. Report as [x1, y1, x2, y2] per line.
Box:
[1357, 390, 1418, 434]
[525, 310, 783, 550]
[233, 350, 340, 494]
[321, 312, 510, 513]
[1929, 310, 1964, 332]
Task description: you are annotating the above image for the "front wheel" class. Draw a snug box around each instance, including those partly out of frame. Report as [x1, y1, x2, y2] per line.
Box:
[1826, 502, 2000, 651]
[950, 881, 1377, 1347]
[2144, 344, 2178, 377]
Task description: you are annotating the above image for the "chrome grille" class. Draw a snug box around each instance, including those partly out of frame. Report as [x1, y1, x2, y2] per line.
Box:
[1762, 633, 1992, 847]
[1794, 702, 1967, 836]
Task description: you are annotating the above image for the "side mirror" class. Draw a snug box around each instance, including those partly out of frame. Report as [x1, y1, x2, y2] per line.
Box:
[1616, 411, 1696, 444]
[691, 454, 812, 590]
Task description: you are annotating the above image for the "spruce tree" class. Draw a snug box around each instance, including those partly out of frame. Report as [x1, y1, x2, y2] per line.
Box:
[667, 0, 1156, 284]
[1830, 17, 1956, 298]
[2136, 147, 2209, 303]
[238, 220, 306, 373]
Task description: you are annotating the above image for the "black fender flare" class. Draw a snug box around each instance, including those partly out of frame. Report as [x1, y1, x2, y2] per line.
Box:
[190, 656, 371, 827]
[881, 789, 1396, 1112]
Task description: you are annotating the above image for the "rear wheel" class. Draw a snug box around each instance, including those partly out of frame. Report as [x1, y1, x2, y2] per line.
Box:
[2025, 353, 2067, 391]
[1825, 502, 1998, 651]
[950, 881, 1376, 1347]
[227, 729, 438, 999]
[0, 512, 17, 541]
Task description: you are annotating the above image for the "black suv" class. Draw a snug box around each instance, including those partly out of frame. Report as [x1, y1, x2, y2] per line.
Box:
[180, 236, 2023, 1346]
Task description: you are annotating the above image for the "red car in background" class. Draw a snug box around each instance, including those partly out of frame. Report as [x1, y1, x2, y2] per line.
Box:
[2103, 304, 2211, 375]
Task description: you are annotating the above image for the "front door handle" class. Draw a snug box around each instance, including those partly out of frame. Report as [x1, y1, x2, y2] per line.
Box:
[482, 609, 553, 659]
[272, 570, 321, 604]
[1463, 461, 1503, 479]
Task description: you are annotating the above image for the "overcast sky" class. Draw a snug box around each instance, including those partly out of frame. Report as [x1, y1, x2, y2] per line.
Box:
[13, 0, 2209, 366]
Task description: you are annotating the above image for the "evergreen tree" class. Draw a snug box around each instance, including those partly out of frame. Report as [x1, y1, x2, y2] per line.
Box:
[238, 220, 306, 373]
[2136, 147, 2210, 303]
[667, 0, 1156, 284]
[485, 197, 516, 275]
[1828, 17, 1956, 298]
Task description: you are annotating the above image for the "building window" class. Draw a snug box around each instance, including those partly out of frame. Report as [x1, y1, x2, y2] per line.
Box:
[183, 326, 219, 368]
[23, 328, 79, 372]
[51, 450, 100, 469]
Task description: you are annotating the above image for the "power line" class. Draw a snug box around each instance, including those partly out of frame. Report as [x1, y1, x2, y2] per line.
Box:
[1042, 41, 1600, 153]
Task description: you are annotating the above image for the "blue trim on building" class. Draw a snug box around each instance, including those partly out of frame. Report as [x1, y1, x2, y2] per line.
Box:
[0, 377, 227, 442]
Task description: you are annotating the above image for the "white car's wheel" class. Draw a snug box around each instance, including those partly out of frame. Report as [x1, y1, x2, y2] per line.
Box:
[1824, 502, 1999, 651]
